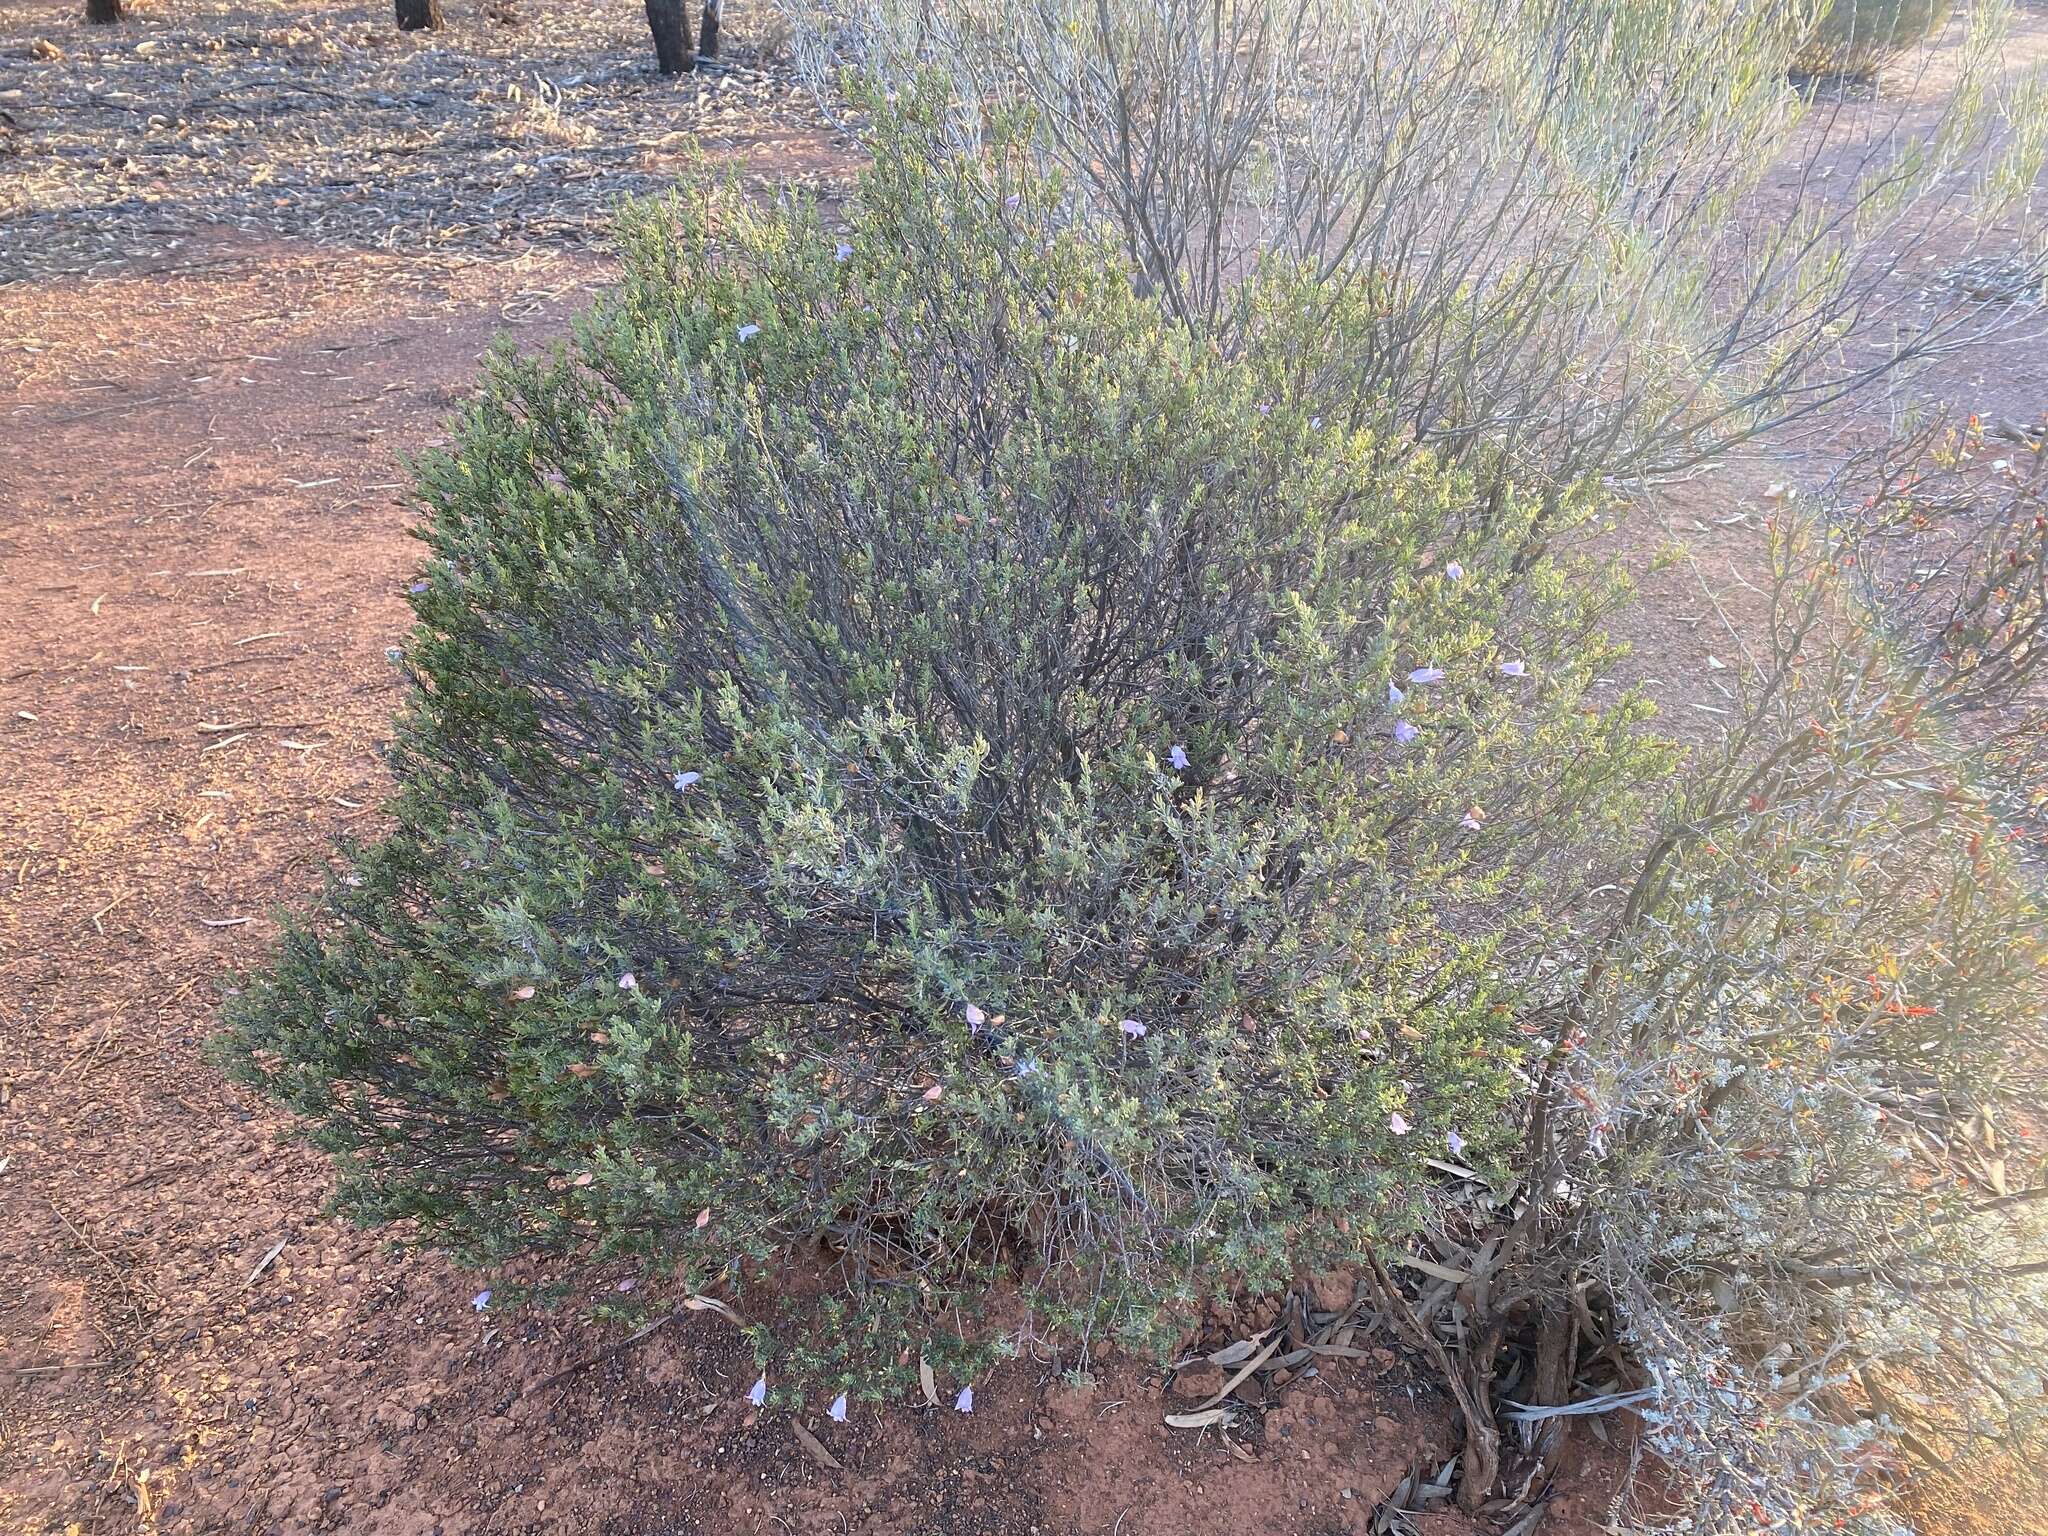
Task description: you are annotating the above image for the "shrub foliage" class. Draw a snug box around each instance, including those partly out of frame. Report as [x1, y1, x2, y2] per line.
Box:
[784, 0, 2043, 492]
[216, 117, 1665, 1390]
[1537, 454, 2048, 1533]
[213, 78, 2048, 1536]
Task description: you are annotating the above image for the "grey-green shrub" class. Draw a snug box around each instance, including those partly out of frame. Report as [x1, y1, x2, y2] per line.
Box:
[214, 108, 1667, 1395]
[1520, 476, 2048, 1535]
[782, 0, 2041, 496]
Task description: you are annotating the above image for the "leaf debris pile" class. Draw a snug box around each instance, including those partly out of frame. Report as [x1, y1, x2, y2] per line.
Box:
[0, 0, 839, 281]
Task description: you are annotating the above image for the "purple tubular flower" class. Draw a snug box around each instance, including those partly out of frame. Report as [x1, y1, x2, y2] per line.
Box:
[955, 1386, 974, 1413]
[1119, 1018, 1147, 1039]
[1498, 660, 1527, 678]
[1169, 744, 1190, 771]
[1393, 720, 1419, 745]
[1407, 666, 1446, 686]
[748, 1374, 768, 1407]
[828, 1392, 849, 1422]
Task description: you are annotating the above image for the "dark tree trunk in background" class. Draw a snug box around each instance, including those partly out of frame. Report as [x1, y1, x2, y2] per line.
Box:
[697, 0, 721, 60]
[85, 0, 124, 23]
[395, 0, 443, 31]
[646, 0, 694, 73]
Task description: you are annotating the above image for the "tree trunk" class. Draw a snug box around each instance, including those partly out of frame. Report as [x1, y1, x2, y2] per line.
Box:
[394, 0, 443, 31]
[1455, 1317, 1506, 1515]
[85, 0, 124, 23]
[1371, 1256, 1503, 1515]
[697, 0, 721, 60]
[646, 0, 694, 73]
[1527, 1302, 1576, 1470]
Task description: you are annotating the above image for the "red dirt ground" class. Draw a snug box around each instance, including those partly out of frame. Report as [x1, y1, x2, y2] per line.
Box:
[4, 3, 2044, 1534]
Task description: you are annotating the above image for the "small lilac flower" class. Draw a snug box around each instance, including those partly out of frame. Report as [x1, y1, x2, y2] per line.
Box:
[963, 1002, 986, 1032]
[827, 1392, 849, 1423]
[1309, 415, 1322, 430]
[1014, 1058, 1041, 1079]
[748, 1374, 768, 1407]
[1407, 666, 1446, 685]
[1257, 402, 1272, 415]
[617, 1277, 636, 1292]
[672, 770, 701, 792]
[835, 242, 853, 262]
[1446, 1129, 1467, 1157]
[618, 971, 638, 991]
[1498, 660, 1527, 678]
[1444, 561, 1464, 582]
[1003, 193, 1021, 209]
[1388, 1111, 1412, 1136]
[1120, 1018, 1147, 1039]
[409, 579, 430, 594]
[955, 1385, 974, 1414]
[736, 323, 761, 342]
[1393, 720, 1419, 745]
[1388, 681, 1405, 709]
[1460, 809, 1485, 831]
[472, 1289, 492, 1311]
[1169, 743, 1190, 771]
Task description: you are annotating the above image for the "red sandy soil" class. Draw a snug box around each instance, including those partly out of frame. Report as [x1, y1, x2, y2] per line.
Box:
[3, 3, 2045, 1534]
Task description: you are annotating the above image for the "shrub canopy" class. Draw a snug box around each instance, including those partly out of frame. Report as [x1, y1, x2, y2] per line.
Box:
[218, 117, 1666, 1389]
[213, 91, 2048, 1535]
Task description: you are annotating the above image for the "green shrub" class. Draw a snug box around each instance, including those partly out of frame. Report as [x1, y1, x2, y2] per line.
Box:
[215, 109, 1667, 1397]
[1794, 0, 1952, 77]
